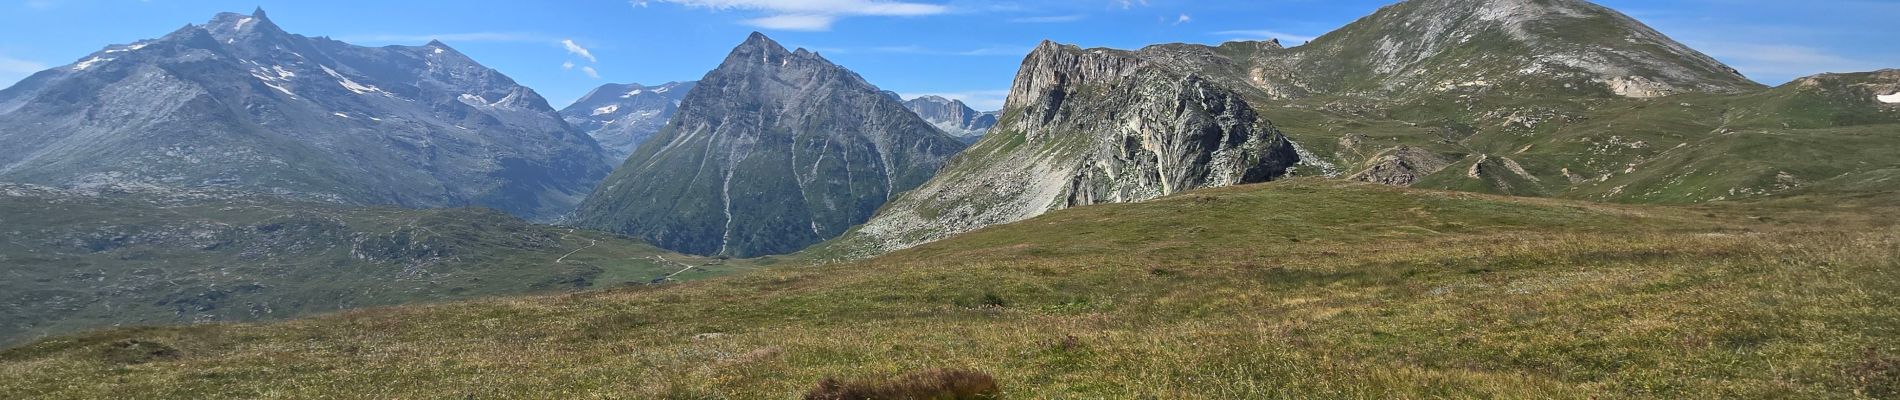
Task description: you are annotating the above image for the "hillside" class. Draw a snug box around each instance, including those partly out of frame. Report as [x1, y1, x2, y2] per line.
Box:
[0, 184, 766, 346]
[5, 180, 1895, 398]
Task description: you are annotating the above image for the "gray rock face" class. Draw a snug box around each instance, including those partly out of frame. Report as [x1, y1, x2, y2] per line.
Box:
[571, 33, 967, 257]
[560, 81, 696, 161]
[833, 41, 1300, 256]
[1349, 146, 1451, 186]
[901, 95, 995, 142]
[0, 9, 611, 221]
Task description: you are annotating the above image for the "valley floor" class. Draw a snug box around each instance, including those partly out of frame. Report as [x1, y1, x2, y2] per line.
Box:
[3, 180, 1896, 398]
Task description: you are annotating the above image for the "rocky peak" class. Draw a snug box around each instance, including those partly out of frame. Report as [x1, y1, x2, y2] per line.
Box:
[560, 80, 699, 160]
[571, 33, 965, 257]
[1005, 41, 1145, 124]
[203, 8, 287, 44]
[832, 40, 1299, 257]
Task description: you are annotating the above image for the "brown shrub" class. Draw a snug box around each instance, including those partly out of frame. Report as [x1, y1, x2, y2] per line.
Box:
[804, 368, 1001, 400]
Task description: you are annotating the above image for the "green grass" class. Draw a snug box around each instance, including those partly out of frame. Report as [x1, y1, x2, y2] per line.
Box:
[4, 179, 1895, 398]
[0, 187, 765, 347]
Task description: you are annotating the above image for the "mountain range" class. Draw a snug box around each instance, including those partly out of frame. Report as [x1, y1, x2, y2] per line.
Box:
[0, 9, 610, 222]
[1, 1, 1899, 395]
[559, 81, 696, 161]
[901, 95, 997, 142]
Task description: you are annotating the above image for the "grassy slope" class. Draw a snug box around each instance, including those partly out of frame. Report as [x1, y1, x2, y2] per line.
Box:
[0, 189, 767, 346]
[4, 179, 1895, 398]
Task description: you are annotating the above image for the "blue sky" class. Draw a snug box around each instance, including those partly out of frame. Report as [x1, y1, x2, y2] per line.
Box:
[2, 0, 1896, 110]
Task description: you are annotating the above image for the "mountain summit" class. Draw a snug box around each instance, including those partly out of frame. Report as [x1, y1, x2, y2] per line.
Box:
[1244, 0, 1760, 99]
[571, 33, 966, 257]
[0, 9, 611, 221]
[560, 81, 697, 161]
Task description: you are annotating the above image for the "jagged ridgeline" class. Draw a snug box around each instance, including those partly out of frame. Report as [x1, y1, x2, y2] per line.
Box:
[0, 9, 611, 221]
[902, 95, 997, 143]
[827, 41, 1303, 257]
[560, 81, 698, 161]
[571, 33, 967, 258]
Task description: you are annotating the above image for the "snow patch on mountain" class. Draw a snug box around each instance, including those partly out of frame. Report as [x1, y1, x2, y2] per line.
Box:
[1879, 92, 1900, 104]
[319, 65, 389, 96]
[592, 105, 619, 116]
[72, 57, 112, 71]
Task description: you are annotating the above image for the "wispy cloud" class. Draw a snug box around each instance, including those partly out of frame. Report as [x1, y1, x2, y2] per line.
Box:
[1009, 15, 1084, 23]
[743, 14, 838, 31]
[637, 0, 950, 31]
[335, 32, 556, 44]
[561, 39, 597, 62]
[0, 54, 47, 88]
[813, 45, 1031, 57]
[1689, 41, 1885, 84]
[0, 53, 46, 86]
[1210, 29, 1317, 43]
[1117, 0, 1149, 9]
[581, 66, 601, 79]
[899, 89, 1009, 111]
[1173, 13, 1190, 26]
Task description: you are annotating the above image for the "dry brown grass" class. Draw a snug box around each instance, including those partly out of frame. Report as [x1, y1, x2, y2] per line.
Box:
[805, 368, 1002, 400]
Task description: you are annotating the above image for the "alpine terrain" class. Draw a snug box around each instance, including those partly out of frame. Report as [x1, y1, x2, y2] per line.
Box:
[3, 0, 1900, 398]
[831, 40, 1302, 256]
[901, 95, 997, 142]
[559, 81, 697, 161]
[571, 33, 966, 257]
[0, 9, 612, 221]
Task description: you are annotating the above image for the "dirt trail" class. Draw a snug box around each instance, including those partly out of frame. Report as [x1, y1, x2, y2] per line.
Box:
[555, 229, 599, 264]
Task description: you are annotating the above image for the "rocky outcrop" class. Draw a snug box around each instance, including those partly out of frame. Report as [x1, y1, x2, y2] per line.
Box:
[560, 81, 696, 161]
[0, 9, 611, 221]
[570, 33, 966, 257]
[832, 41, 1299, 257]
[1350, 146, 1451, 186]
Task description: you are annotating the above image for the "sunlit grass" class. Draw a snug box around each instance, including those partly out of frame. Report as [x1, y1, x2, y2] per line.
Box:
[4, 180, 1895, 398]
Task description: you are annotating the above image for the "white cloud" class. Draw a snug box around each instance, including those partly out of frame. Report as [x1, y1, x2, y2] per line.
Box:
[743, 14, 838, 31]
[829, 45, 1029, 57]
[0, 54, 47, 88]
[1210, 29, 1318, 44]
[1117, 0, 1149, 9]
[561, 39, 597, 63]
[562, 61, 576, 70]
[581, 66, 601, 79]
[900, 89, 1009, 111]
[641, 0, 949, 31]
[1173, 13, 1190, 25]
[1009, 15, 1084, 23]
[337, 32, 555, 44]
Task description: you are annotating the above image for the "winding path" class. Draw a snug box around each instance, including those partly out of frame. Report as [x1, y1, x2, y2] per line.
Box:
[555, 229, 599, 264]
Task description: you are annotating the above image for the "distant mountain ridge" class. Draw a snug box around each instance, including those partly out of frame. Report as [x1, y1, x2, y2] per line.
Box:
[901, 95, 996, 142]
[0, 8, 610, 221]
[571, 33, 966, 257]
[560, 81, 697, 161]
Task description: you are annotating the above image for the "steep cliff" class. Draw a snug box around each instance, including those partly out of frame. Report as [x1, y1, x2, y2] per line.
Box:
[831, 41, 1299, 256]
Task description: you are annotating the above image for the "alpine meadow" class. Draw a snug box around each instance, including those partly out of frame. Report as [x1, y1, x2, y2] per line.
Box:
[1, 0, 1897, 398]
